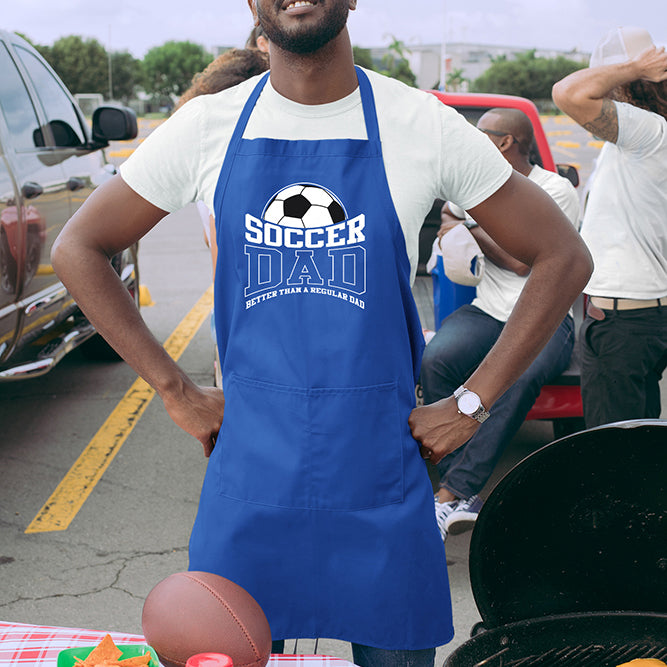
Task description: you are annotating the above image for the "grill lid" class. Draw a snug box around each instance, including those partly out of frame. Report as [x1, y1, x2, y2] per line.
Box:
[469, 420, 667, 628]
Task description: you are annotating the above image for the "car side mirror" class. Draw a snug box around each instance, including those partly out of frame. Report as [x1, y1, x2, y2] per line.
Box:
[91, 105, 138, 144]
[556, 164, 579, 188]
[32, 120, 82, 149]
[33, 120, 86, 165]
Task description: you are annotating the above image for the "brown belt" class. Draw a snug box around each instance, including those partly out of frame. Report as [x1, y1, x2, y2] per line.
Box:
[589, 296, 665, 311]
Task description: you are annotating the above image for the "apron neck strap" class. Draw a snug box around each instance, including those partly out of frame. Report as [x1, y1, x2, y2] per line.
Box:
[228, 71, 270, 148]
[355, 66, 380, 143]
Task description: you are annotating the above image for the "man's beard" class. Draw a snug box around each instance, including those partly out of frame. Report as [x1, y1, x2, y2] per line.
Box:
[257, 1, 350, 55]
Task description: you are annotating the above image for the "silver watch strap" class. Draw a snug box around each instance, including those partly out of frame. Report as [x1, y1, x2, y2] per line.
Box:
[454, 385, 490, 424]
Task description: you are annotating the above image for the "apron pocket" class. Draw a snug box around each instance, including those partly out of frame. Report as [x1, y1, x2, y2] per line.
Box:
[216, 374, 405, 510]
[306, 382, 405, 510]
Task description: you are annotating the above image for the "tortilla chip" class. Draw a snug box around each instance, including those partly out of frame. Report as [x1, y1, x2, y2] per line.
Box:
[70, 635, 152, 667]
[118, 653, 152, 666]
[81, 635, 123, 665]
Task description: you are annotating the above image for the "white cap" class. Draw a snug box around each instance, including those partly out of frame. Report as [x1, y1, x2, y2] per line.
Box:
[438, 224, 485, 287]
[589, 27, 654, 68]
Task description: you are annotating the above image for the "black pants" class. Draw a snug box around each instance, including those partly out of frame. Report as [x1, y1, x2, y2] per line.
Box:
[580, 306, 667, 428]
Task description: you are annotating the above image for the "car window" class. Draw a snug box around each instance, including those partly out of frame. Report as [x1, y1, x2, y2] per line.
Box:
[0, 43, 42, 152]
[15, 46, 86, 148]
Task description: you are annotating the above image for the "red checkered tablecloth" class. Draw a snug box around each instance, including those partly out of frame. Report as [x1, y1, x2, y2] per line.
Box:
[0, 622, 357, 666]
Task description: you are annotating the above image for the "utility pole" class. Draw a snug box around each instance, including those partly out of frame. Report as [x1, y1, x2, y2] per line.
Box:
[440, 0, 447, 90]
[107, 25, 113, 101]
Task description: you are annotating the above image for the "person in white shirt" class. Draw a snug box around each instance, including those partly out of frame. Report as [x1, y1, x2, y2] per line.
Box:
[420, 108, 580, 539]
[553, 27, 667, 428]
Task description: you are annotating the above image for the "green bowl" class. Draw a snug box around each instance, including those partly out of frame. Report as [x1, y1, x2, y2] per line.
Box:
[57, 644, 159, 667]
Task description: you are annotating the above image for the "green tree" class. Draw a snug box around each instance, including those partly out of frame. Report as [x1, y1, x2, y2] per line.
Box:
[36, 35, 108, 95]
[142, 40, 213, 99]
[378, 37, 417, 88]
[353, 46, 375, 71]
[110, 51, 143, 103]
[472, 50, 585, 100]
[445, 68, 467, 92]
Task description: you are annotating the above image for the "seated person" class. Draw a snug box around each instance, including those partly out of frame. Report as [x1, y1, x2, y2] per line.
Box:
[420, 108, 580, 540]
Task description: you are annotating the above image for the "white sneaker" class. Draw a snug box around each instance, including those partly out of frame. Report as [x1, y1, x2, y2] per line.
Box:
[444, 495, 483, 535]
[434, 496, 459, 542]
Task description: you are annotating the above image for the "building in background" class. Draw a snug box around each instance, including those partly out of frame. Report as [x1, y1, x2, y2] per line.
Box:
[368, 42, 590, 90]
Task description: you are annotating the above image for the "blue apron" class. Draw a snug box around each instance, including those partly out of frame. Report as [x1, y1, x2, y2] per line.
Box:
[189, 68, 453, 650]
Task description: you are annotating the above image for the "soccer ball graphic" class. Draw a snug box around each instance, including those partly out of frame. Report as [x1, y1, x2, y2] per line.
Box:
[262, 183, 347, 228]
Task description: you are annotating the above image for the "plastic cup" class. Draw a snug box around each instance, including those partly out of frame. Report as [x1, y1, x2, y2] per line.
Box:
[185, 654, 234, 667]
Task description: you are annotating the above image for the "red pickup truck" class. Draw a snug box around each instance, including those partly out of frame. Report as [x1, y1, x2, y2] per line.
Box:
[419, 91, 584, 439]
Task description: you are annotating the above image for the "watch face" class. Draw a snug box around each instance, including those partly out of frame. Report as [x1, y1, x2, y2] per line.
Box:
[458, 391, 481, 415]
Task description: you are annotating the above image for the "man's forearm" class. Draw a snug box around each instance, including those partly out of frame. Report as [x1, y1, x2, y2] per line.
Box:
[52, 176, 193, 399]
[466, 245, 589, 407]
[53, 234, 224, 455]
[556, 60, 639, 103]
[52, 237, 190, 396]
[463, 172, 593, 409]
[552, 46, 667, 132]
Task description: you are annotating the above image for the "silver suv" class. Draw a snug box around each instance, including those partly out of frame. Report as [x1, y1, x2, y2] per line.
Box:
[0, 30, 138, 379]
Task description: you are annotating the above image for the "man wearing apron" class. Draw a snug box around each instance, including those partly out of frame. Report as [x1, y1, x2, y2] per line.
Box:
[53, 1, 593, 665]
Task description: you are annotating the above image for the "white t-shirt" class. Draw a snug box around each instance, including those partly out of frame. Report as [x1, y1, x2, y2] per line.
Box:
[449, 164, 580, 322]
[120, 69, 511, 284]
[580, 101, 667, 299]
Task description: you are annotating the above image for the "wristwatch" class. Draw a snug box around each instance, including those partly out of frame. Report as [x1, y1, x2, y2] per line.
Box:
[453, 385, 490, 423]
[462, 219, 478, 230]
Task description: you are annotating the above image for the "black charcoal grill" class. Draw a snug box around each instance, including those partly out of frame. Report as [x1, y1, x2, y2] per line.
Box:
[445, 419, 667, 667]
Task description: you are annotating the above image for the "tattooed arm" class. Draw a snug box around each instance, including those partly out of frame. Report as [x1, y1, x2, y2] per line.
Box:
[582, 99, 618, 143]
[552, 46, 667, 143]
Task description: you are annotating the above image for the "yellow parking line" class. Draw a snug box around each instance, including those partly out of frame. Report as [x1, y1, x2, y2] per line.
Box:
[108, 148, 135, 158]
[25, 284, 214, 534]
[36, 264, 55, 276]
[556, 140, 581, 149]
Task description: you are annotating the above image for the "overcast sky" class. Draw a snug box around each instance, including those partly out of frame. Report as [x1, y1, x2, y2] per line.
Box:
[5, 0, 666, 58]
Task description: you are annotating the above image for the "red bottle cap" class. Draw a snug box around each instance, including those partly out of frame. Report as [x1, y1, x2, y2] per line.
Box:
[185, 654, 234, 667]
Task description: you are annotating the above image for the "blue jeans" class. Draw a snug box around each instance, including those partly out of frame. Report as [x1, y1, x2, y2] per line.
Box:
[271, 640, 435, 667]
[420, 304, 574, 499]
